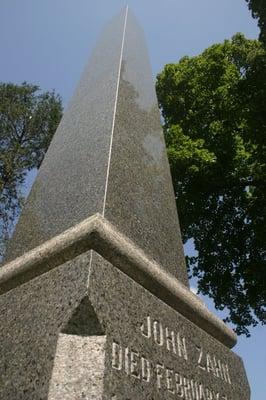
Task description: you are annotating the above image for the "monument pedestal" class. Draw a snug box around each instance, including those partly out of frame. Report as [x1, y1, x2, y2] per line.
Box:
[0, 216, 250, 399]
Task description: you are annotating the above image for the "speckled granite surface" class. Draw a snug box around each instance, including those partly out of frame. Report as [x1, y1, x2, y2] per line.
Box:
[5, 7, 188, 286]
[48, 334, 106, 399]
[0, 251, 250, 399]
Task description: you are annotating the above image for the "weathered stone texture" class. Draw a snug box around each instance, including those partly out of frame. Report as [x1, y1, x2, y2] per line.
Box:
[6, 8, 188, 285]
[0, 253, 250, 399]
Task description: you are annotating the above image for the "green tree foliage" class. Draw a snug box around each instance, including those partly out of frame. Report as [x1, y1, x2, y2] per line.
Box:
[0, 82, 62, 258]
[246, 0, 266, 46]
[156, 34, 266, 335]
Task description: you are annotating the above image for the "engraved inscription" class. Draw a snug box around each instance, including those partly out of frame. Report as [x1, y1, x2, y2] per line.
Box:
[140, 316, 231, 385]
[111, 340, 229, 400]
[156, 364, 228, 400]
[141, 316, 188, 360]
[110, 316, 233, 399]
[196, 347, 231, 384]
[112, 341, 151, 383]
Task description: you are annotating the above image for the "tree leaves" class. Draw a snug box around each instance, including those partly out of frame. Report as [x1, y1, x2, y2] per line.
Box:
[0, 82, 62, 258]
[156, 34, 266, 335]
[246, 0, 266, 46]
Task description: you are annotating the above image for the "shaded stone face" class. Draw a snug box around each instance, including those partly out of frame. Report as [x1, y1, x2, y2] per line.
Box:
[90, 255, 250, 400]
[6, 8, 188, 285]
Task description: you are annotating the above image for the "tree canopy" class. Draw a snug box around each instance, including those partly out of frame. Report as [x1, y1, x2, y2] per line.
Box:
[246, 0, 266, 46]
[156, 33, 266, 335]
[0, 82, 62, 258]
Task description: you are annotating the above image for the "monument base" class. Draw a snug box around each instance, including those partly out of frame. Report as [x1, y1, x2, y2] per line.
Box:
[0, 216, 250, 400]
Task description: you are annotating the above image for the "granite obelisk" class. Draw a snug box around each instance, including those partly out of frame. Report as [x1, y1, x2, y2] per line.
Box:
[0, 7, 250, 400]
[5, 7, 188, 285]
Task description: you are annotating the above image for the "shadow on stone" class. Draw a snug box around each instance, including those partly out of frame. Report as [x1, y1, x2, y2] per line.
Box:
[62, 296, 105, 336]
[48, 297, 106, 400]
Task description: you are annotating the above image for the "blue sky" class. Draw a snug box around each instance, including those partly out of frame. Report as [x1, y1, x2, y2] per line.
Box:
[1, 1, 265, 398]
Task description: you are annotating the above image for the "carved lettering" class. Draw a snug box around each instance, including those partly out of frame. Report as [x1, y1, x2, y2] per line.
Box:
[141, 315, 151, 338]
[125, 346, 129, 375]
[183, 377, 192, 400]
[222, 363, 231, 384]
[206, 387, 213, 400]
[111, 341, 151, 384]
[156, 363, 164, 389]
[130, 350, 140, 379]
[112, 341, 122, 370]
[199, 384, 207, 400]
[140, 316, 188, 361]
[177, 332, 188, 360]
[197, 346, 206, 370]
[175, 372, 185, 397]
[206, 354, 215, 374]
[196, 346, 231, 384]
[111, 341, 229, 400]
[113, 313, 234, 398]
[165, 327, 177, 354]
[153, 320, 164, 346]
[191, 380, 200, 400]
[141, 356, 151, 382]
[166, 368, 175, 394]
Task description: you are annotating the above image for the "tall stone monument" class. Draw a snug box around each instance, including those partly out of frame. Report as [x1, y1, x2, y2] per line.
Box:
[0, 7, 250, 400]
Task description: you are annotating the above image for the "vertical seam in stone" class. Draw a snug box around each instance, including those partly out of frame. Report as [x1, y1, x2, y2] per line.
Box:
[102, 5, 128, 217]
[86, 250, 93, 288]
